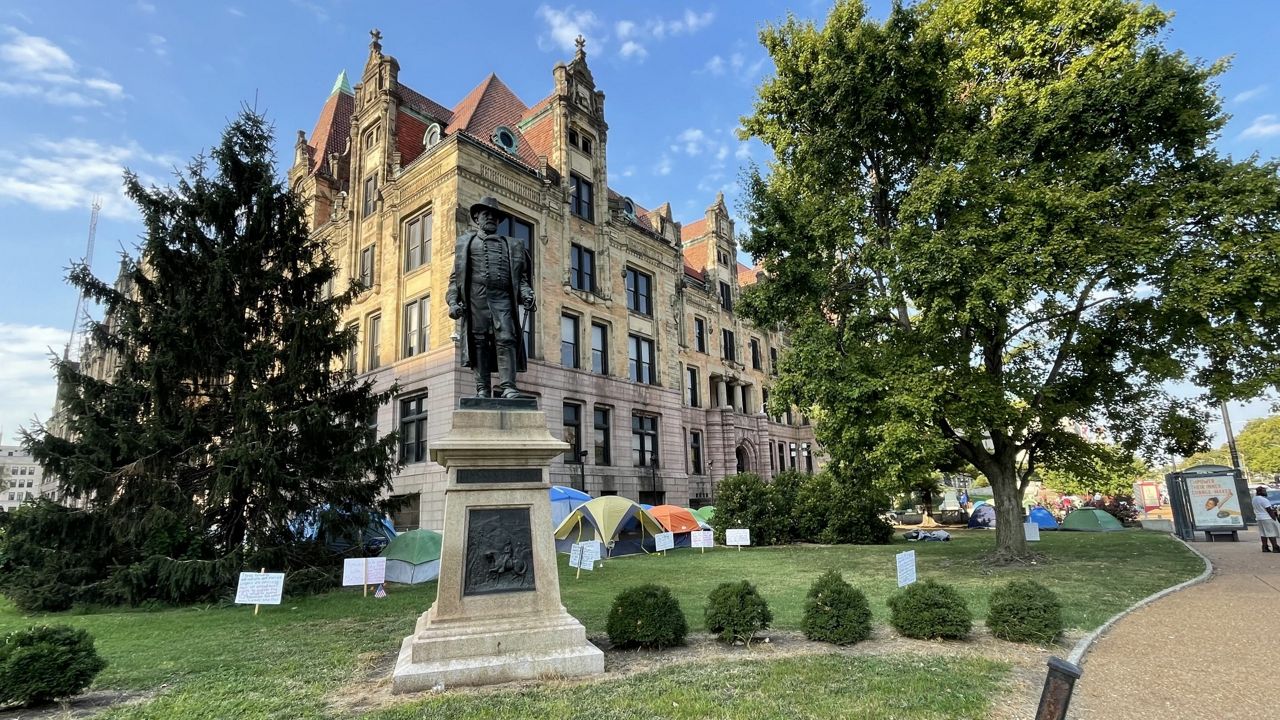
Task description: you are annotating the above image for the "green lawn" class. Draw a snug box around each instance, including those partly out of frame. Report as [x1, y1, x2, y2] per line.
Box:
[0, 530, 1199, 719]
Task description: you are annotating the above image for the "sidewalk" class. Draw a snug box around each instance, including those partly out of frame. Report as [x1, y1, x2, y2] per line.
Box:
[1071, 529, 1280, 719]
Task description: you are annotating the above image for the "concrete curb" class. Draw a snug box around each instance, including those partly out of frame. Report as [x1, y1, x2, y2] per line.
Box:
[1065, 535, 1213, 666]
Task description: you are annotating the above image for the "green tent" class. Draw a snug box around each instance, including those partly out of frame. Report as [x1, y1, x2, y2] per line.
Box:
[1061, 508, 1124, 532]
[380, 529, 443, 583]
[692, 506, 716, 524]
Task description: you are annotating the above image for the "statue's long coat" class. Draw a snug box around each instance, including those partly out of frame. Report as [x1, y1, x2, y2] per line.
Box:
[446, 230, 533, 371]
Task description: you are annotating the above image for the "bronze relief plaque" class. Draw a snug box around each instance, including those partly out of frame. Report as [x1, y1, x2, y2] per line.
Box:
[463, 507, 536, 596]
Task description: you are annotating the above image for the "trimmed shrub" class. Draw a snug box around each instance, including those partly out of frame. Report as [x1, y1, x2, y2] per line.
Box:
[792, 473, 893, 545]
[606, 584, 688, 649]
[705, 580, 773, 645]
[712, 474, 789, 546]
[887, 579, 972, 640]
[986, 580, 1064, 644]
[802, 570, 872, 645]
[0, 625, 106, 707]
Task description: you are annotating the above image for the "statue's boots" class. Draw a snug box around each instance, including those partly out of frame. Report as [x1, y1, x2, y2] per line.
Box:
[496, 341, 520, 398]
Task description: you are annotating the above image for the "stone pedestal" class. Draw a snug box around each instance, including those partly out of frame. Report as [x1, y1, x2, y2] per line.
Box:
[391, 399, 604, 692]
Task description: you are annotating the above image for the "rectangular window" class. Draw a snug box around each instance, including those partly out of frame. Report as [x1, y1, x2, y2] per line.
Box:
[694, 317, 707, 353]
[569, 244, 595, 292]
[686, 366, 700, 408]
[790, 442, 798, 470]
[403, 297, 429, 357]
[399, 395, 428, 463]
[770, 347, 779, 375]
[778, 442, 786, 472]
[594, 407, 612, 466]
[742, 385, 753, 414]
[804, 443, 814, 474]
[750, 338, 762, 370]
[563, 403, 582, 463]
[722, 329, 736, 362]
[591, 322, 608, 374]
[404, 212, 432, 272]
[346, 321, 359, 371]
[367, 315, 381, 370]
[363, 174, 378, 217]
[632, 414, 658, 468]
[625, 267, 652, 316]
[719, 281, 733, 312]
[628, 334, 655, 385]
[570, 173, 594, 222]
[560, 314, 580, 368]
[359, 244, 376, 288]
[689, 430, 703, 475]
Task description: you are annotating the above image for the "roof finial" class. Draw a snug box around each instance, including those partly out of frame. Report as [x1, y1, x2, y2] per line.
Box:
[574, 34, 586, 60]
[370, 28, 383, 53]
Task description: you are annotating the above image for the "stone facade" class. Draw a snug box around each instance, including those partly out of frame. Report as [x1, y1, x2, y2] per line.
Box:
[0, 445, 48, 512]
[286, 32, 822, 531]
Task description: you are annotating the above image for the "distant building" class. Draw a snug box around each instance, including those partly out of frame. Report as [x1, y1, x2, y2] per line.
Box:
[0, 445, 47, 512]
[288, 32, 823, 531]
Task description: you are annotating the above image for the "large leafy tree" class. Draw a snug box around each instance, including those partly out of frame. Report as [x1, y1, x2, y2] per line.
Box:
[1234, 415, 1280, 476]
[740, 0, 1280, 558]
[22, 110, 400, 598]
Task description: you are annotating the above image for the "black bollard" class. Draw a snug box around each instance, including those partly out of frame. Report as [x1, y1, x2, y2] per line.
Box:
[1035, 656, 1083, 720]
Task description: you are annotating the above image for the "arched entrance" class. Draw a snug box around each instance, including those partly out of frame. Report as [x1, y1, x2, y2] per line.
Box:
[736, 446, 749, 473]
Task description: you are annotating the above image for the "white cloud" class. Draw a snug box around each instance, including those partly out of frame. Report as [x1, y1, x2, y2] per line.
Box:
[704, 55, 725, 76]
[228, 7, 246, 17]
[735, 142, 751, 160]
[0, 27, 125, 106]
[620, 166, 635, 178]
[616, 20, 636, 39]
[648, 9, 714, 38]
[677, 128, 706, 155]
[147, 33, 167, 57]
[653, 154, 672, 176]
[0, 137, 171, 220]
[619, 40, 647, 60]
[1241, 114, 1280, 139]
[134, 1, 156, 13]
[1234, 85, 1267, 104]
[536, 5, 601, 54]
[0, 323, 68, 444]
[700, 51, 767, 81]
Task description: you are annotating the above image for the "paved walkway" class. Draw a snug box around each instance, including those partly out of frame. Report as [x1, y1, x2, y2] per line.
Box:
[1071, 528, 1280, 719]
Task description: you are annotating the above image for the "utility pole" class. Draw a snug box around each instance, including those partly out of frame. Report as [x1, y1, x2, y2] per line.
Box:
[1221, 401, 1242, 471]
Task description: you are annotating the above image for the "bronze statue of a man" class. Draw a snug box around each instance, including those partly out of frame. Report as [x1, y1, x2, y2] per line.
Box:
[447, 196, 536, 398]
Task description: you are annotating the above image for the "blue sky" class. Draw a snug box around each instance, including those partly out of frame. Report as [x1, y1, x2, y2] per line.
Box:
[0, 0, 1277, 451]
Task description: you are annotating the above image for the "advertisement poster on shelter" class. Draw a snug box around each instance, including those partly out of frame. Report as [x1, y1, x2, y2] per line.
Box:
[1186, 475, 1244, 530]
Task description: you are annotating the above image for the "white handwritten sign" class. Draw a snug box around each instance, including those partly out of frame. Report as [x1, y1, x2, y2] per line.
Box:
[342, 557, 387, 586]
[896, 550, 917, 588]
[582, 541, 603, 564]
[655, 532, 675, 552]
[569, 543, 583, 569]
[691, 530, 714, 548]
[1023, 522, 1041, 542]
[235, 572, 285, 605]
[726, 528, 751, 547]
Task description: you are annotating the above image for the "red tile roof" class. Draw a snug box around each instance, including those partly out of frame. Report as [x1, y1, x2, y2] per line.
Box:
[607, 188, 657, 233]
[737, 262, 761, 287]
[306, 90, 354, 177]
[396, 110, 428, 167]
[680, 218, 709, 243]
[398, 84, 453, 124]
[442, 73, 541, 168]
[682, 243, 709, 279]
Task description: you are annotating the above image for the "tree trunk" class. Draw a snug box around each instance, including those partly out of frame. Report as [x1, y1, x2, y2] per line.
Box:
[989, 467, 1028, 559]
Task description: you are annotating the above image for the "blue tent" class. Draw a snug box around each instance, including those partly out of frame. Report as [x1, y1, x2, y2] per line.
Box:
[292, 506, 397, 553]
[967, 503, 997, 529]
[1029, 506, 1059, 530]
[550, 486, 591, 529]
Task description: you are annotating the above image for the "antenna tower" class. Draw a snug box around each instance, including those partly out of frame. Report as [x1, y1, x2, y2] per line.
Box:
[65, 197, 101, 361]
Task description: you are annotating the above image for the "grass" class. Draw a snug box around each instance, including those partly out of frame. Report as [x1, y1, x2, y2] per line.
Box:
[0, 529, 1199, 719]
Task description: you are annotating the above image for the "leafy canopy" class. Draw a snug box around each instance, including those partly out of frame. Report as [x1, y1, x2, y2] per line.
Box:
[740, 0, 1280, 558]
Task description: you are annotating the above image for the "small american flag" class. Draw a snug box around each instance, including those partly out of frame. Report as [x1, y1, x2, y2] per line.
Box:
[374, 583, 387, 599]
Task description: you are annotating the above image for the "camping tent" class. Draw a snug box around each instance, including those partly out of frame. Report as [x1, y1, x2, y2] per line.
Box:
[649, 505, 703, 534]
[692, 506, 716, 524]
[292, 506, 397, 553]
[1061, 508, 1124, 532]
[1028, 506, 1060, 530]
[685, 508, 712, 530]
[967, 503, 997, 529]
[549, 486, 591, 529]
[554, 496, 666, 556]
[381, 528, 443, 584]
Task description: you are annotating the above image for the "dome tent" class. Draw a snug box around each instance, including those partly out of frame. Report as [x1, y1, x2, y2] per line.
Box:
[1061, 507, 1124, 532]
[1028, 506, 1059, 530]
[553, 496, 665, 557]
[380, 528, 443, 584]
[967, 503, 997, 529]
[549, 485, 591, 529]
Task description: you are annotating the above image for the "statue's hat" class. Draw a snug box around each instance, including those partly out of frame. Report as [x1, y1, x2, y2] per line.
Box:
[469, 196, 507, 221]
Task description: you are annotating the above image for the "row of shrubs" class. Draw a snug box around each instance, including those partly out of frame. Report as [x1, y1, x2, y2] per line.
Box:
[710, 471, 895, 547]
[606, 572, 1064, 650]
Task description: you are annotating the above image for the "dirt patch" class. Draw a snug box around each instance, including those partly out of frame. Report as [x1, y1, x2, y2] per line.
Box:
[0, 690, 153, 720]
[327, 628, 1074, 717]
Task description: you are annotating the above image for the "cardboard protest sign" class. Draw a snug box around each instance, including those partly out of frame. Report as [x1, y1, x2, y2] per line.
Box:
[726, 528, 751, 547]
[895, 550, 917, 588]
[691, 530, 714, 548]
[235, 572, 285, 605]
[342, 557, 387, 586]
[655, 532, 675, 552]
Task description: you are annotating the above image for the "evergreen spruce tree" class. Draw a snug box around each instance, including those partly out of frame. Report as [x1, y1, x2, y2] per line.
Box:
[19, 109, 401, 604]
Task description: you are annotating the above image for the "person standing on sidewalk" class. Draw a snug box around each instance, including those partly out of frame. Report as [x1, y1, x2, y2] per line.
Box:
[1252, 486, 1280, 552]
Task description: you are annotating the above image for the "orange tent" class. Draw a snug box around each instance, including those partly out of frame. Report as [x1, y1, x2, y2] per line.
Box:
[647, 505, 703, 534]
